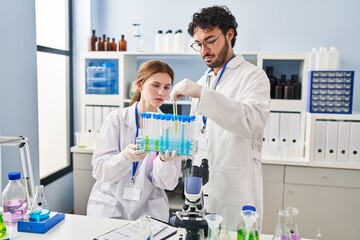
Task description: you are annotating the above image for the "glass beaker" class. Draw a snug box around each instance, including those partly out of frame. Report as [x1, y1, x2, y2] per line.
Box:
[139, 215, 153, 240]
[238, 208, 259, 240]
[272, 209, 292, 240]
[285, 207, 300, 240]
[205, 214, 223, 240]
[29, 185, 50, 221]
[218, 224, 230, 240]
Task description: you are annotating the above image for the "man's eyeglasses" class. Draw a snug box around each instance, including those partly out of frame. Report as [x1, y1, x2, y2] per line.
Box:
[190, 33, 223, 52]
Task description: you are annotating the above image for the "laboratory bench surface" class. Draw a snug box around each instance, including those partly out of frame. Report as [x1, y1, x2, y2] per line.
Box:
[2, 213, 314, 240]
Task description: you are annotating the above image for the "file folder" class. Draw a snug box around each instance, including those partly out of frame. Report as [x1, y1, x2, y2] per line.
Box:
[325, 121, 338, 163]
[314, 120, 327, 162]
[262, 119, 270, 156]
[337, 121, 350, 163]
[279, 113, 290, 158]
[349, 122, 360, 164]
[86, 105, 94, 133]
[94, 106, 103, 132]
[289, 113, 301, 158]
[102, 106, 111, 123]
[268, 112, 280, 157]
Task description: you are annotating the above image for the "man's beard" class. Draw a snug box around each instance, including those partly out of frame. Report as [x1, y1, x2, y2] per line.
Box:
[205, 40, 229, 69]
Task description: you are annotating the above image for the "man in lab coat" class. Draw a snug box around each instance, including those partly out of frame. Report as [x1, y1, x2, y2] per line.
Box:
[170, 5, 270, 231]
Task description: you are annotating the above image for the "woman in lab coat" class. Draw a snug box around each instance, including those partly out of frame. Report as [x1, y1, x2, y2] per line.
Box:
[87, 60, 182, 222]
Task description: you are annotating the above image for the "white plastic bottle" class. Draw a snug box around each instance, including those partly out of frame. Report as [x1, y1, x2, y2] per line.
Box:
[174, 29, 185, 52]
[164, 30, 174, 52]
[154, 30, 165, 52]
[2, 172, 28, 225]
[315, 47, 329, 70]
[328, 46, 340, 70]
[310, 47, 317, 70]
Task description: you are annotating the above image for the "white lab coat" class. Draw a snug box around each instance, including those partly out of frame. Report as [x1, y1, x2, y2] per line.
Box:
[87, 103, 182, 222]
[190, 55, 270, 231]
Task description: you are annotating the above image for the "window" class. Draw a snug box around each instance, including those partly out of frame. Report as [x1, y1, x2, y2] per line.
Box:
[35, 0, 73, 183]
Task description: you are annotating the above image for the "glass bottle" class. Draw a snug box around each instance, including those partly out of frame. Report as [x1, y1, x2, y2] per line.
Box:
[2, 172, 28, 225]
[29, 185, 50, 222]
[138, 215, 153, 240]
[105, 37, 111, 51]
[285, 207, 300, 240]
[111, 38, 117, 51]
[291, 74, 301, 100]
[272, 209, 292, 240]
[315, 227, 321, 240]
[95, 37, 102, 51]
[88, 29, 97, 51]
[265, 66, 277, 99]
[219, 224, 230, 240]
[0, 214, 6, 238]
[237, 205, 259, 240]
[119, 35, 127, 51]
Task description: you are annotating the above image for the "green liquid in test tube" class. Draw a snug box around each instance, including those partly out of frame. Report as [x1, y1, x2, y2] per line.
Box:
[145, 136, 149, 151]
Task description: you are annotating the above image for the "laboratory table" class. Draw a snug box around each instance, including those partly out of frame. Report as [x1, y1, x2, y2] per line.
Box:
[2, 213, 313, 240]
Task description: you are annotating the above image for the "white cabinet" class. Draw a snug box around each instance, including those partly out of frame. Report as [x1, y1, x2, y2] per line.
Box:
[71, 147, 95, 215]
[262, 164, 285, 234]
[284, 166, 360, 240]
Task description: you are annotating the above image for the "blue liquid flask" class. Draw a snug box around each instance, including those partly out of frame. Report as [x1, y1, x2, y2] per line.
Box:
[29, 185, 50, 221]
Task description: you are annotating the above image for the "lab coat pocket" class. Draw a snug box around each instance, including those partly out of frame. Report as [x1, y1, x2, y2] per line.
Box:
[214, 165, 251, 206]
[87, 190, 118, 217]
[148, 197, 169, 222]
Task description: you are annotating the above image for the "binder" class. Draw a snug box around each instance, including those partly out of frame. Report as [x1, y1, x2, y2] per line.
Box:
[111, 106, 119, 112]
[314, 120, 327, 162]
[268, 112, 280, 157]
[262, 118, 270, 156]
[289, 113, 301, 158]
[337, 121, 350, 163]
[325, 121, 338, 163]
[349, 122, 360, 164]
[86, 105, 94, 133]
[279, 113, 290, 158]
[94, 106, 103, 132]
[102, 106, 111, 123]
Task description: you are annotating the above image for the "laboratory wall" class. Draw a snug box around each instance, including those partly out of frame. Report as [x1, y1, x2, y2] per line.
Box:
[72, 0, 360, 132]
[0, 0, 40, 194]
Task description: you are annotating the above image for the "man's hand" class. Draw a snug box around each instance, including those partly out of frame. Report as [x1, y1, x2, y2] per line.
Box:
[123, 144, 147, 162]
[160, 150, 177, 161]
[170, 79, 203, 102]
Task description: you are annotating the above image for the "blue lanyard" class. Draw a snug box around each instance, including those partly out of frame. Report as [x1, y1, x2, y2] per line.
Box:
[202, 55, 236, 127]
[132, 103, 140, 178]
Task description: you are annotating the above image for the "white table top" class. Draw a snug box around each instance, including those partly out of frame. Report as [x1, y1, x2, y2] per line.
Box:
[3, 213, 311, 240]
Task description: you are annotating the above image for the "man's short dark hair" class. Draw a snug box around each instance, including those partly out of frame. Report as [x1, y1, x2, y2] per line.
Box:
[188, 5, 238, 48]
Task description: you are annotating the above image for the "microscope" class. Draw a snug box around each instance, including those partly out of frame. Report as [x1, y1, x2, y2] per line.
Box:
[173, 158, 209, 240]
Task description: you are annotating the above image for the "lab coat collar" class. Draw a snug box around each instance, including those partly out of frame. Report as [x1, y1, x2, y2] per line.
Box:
[204, 54, 245, 75]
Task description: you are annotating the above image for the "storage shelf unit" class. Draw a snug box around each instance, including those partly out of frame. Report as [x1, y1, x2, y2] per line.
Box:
[80, 52, 311, 145]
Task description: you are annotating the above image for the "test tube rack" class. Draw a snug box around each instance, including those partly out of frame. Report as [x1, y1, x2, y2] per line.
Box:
[136, 113, 198, 156]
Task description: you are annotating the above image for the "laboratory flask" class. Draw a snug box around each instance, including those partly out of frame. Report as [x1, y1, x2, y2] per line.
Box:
[285, 207, 300, 240]
[205, 213, 223, 240]
[2, 172, 27, 225]
[237, 205, 259, 240]
[29, 185, 50, 221]
[0, 214, 6, 238]
[272, 209, 292, 240]
[218, 224, 230, 240]
[138, 215, 153, 240]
